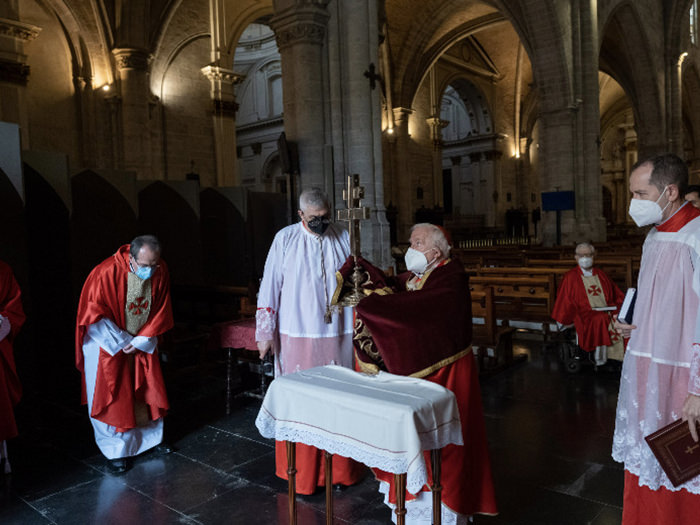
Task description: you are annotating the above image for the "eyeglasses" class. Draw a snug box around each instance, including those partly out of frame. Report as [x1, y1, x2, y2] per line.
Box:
[130, 255, 160, 269]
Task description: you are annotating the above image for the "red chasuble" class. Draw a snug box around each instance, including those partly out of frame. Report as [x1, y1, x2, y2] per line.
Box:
[75, 245, 174, 432]
[341, 257, 498, 517]
[551, 266, 625, 352]
[0, 261, 26, 441]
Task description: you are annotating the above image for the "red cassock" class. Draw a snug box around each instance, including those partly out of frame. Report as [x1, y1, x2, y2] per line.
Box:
[551, 267, 625, 352]
[346, 257, 498, 517]
[0, 261, 26, 441]
[75, 246, 174, 432]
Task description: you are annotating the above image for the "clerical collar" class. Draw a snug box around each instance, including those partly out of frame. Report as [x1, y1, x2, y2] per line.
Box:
[656, 201, 700, 232]
[407, 258, 450, 290]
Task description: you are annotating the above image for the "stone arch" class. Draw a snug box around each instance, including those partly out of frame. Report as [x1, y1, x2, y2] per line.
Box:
[439, 76, 493, 140]
[599, 2, 665, 156]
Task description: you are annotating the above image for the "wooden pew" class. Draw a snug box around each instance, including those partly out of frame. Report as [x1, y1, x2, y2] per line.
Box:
[525, 258, 633, 289]
[474, 266, 569, 293]
[471, 287, 518, 373]
[469, 275, 556, 335]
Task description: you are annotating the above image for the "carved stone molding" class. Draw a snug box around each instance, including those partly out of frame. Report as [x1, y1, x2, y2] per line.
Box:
[0, 59, 30, 85]
[0, 18, 41, 41]
[274, 22, 326, 48]
[270, 5, 329, 50]
[200, 65, 244, 85]
[112, 48, 151, 71]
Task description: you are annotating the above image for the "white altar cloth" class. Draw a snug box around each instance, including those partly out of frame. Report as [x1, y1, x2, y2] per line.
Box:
[255, 364, 463, 494]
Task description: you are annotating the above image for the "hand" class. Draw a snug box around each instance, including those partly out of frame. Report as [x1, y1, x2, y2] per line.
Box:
[683, 394, 700, 442]
[257, 340, 272, 360]
[612, 315, 636, 338]
[122, 343, 137, 354]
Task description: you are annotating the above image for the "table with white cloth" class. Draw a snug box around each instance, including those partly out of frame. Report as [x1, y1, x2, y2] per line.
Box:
[255, 365, 464, 525]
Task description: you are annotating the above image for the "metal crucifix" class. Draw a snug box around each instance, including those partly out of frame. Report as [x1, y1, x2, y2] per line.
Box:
[336, 174, 371, 307]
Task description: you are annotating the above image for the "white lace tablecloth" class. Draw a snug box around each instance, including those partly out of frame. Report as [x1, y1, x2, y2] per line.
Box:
[255, 365, 463, 494]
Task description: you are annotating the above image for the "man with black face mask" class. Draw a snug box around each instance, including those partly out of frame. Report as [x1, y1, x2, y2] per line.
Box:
[255, 187, 363, 494]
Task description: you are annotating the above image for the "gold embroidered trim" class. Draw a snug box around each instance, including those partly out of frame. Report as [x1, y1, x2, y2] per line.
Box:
[354, 349, 380, 375]
[125, 272, 152, 335]
[332, 270, 344, 306]
[408, 346, 472, 379]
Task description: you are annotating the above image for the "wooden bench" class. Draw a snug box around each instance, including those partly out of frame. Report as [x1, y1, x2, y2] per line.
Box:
[473, 266, 570, 293]
[471, 287, 518, 373]
[469, 275, 556, 335]
[525, 258, 633, 289]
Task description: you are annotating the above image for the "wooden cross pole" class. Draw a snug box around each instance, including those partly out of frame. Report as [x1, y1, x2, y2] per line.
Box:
[336, 174, 371, 306]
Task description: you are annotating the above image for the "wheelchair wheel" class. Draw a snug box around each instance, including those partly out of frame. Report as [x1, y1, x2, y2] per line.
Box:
[566, 357, 582, 374]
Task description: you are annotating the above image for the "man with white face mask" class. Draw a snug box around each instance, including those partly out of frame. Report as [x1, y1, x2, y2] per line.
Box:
[551, 242, 625, 367]
[337, 223, 497, 523]
[612, 154, 700, 523]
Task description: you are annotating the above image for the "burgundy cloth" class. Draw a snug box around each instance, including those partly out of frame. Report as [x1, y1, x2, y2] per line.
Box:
[353, 258, 472, 376]
[75, 245, 174, 432]
[211, 318, 257, 350]
[0, 261, 26, 441]
[623, 470, 700, 524]
[551, 266, 625, 352]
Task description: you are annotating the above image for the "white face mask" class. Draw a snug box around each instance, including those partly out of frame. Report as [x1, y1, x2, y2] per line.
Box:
[628, 186, 669, 227]
[405, 247, 435, 275]
[577, 257, 593, 270]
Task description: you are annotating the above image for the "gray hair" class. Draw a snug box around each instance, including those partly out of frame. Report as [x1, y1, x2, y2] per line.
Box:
[299, 187, 330, 212]
[574, 242, 595, 256]
[130, 234, 161, 258]
[410, 223, 451, 256]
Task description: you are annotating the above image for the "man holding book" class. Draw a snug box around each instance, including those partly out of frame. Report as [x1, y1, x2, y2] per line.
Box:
[613, 153, 700, 523]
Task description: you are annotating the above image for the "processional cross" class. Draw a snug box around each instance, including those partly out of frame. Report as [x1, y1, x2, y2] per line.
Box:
[336, 174, 371, 307]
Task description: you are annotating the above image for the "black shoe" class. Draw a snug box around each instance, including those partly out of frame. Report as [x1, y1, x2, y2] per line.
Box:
[107, 458, 129, 474]
[154, 443, 175, 455]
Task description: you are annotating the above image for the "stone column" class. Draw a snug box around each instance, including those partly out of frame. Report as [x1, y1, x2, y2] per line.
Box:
[201, 65, 243, 187]
[391, 107, 414, 241]
[0, 16, 41, 148]
[450, 155, 462, 215]
[426, 116, 448, 208]
[270, 2, 330, 189]
[112, 48, 152, 178]
[326, 0, 390, 267]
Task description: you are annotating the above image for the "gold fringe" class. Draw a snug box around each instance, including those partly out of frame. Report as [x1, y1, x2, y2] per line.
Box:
[331, 270, 345, 306]
[409, 346, 472, 378]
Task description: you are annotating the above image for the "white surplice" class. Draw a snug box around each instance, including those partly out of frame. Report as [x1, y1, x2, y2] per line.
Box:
[256, 222, 354, 376]
[613, 203, 700, 493]
[83, 318, 163, 459]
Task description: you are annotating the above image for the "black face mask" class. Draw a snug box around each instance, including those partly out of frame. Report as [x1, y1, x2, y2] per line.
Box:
[307, 216, 331, 235]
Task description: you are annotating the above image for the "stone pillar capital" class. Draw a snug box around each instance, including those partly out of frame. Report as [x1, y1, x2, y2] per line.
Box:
[392, 107, 414, 122]
[270, 3, 330, 50]
[0, 18, 42, 41]
[112, 48, 152, 71]
[200, 64, 244, 84]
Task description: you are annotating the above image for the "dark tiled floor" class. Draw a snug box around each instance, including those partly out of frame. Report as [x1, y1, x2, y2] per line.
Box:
[1, 337, 623, 524]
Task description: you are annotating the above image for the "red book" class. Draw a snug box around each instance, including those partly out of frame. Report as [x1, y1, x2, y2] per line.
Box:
[645, 419, 700, 487]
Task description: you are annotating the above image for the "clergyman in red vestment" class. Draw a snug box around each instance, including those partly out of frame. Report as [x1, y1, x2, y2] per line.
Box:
[551, 242, 626, 366]
[339, 223, 498, 524]
[0, 260, 26, 474]
[76, 235, 174, 474]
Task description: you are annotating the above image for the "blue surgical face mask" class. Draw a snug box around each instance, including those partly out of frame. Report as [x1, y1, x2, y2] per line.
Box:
[135, 266, 154, 280]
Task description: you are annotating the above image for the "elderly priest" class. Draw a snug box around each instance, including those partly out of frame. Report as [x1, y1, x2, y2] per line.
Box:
[551, 242, 626, 366]
[339, 223, 497, 524]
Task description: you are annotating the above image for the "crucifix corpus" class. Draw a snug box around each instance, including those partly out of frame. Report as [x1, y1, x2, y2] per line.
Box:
[336, 174, 371, 307]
